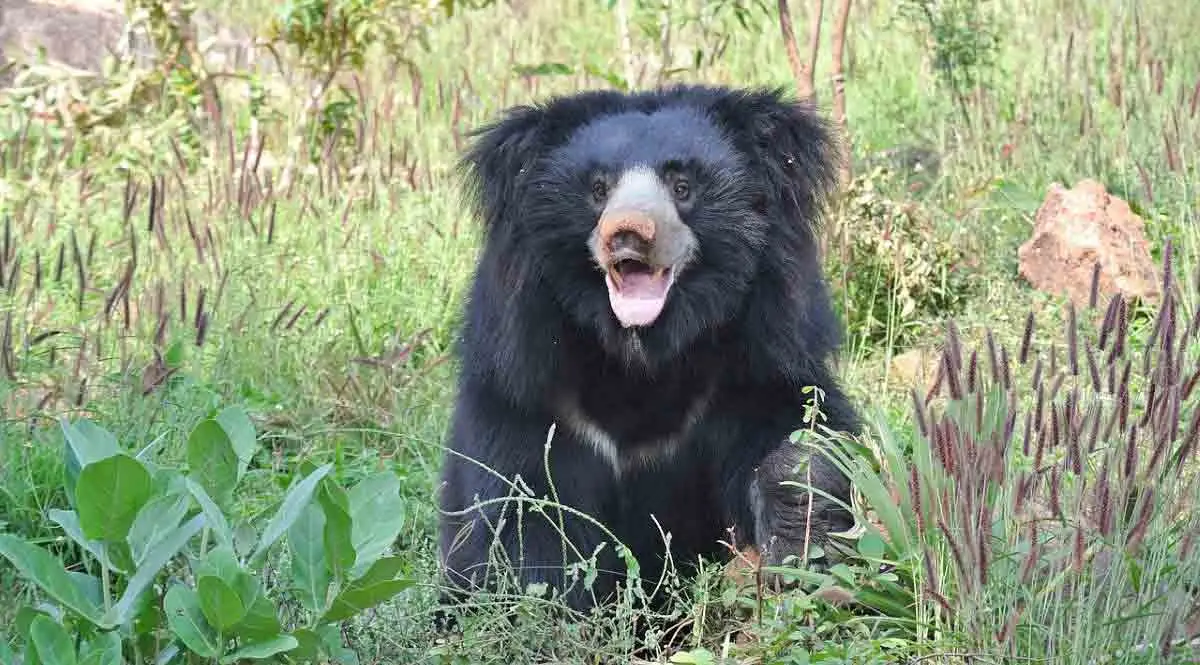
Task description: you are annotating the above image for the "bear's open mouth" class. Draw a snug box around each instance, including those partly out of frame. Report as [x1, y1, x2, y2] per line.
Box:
[605, 259, 675, 328]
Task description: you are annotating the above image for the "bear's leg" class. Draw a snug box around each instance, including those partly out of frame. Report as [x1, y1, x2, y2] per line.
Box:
[438, 464, 619, 612]
[436, 393, 622, 619]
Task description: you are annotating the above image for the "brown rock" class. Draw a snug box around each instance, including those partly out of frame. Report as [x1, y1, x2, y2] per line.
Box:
[1018, 179, 1161, 308]
[890, 346, 941, 392]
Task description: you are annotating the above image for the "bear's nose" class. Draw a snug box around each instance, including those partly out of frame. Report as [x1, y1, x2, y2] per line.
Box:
[608, 229, 652, 257]
[598, 209, 657, 261]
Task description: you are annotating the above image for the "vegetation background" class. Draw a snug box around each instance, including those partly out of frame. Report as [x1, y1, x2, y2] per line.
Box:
[0, 0, 1198, 662]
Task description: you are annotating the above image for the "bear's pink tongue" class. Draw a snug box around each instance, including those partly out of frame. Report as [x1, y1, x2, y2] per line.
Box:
[606, 262, 671, 328]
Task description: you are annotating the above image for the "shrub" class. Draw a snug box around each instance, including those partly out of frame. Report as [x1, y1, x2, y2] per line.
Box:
[826, 166, 974, 351]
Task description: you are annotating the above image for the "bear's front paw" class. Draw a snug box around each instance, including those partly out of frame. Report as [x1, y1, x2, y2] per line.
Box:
[749, 442, 854, 590]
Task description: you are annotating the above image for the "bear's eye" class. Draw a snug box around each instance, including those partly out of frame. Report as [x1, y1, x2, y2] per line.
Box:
[672, 179, 690, 201]
[591, 178, 609, 204]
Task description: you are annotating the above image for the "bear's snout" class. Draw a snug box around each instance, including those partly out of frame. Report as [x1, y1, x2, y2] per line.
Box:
[598, 211, 656, 264]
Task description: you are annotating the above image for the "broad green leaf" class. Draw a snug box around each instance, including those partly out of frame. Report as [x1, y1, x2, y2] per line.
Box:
[107, 513, 206, 627]
[187, 419, 240, 509]
[855, 584, 917, 620]
[152, 645, 179, 665]
[857, 530, 887, 561]
[218, 635, 298, 664]
[289, 630, 321, 662]
[233, 523, 258, 558]
[194, 545, 242, 582]
[46, 510, 115, 571]
[347, 471, 404, 575]
[75, 454, 154, 543]
[28, 615, 77, 665]
[319, 479, 355, 579]
[61, 419, 120, 467]
[288, 503, 330, 613]
[0, 640, 15, 665]
[66, 571, 104, 609]
[195, 547, 280, 639]
[150, 467, 188, 496]
[215, 406, 258, 480]
[78, 631, 122, 665]
[318, 625, 359, 665]
[104, 544, 135, 578]
[249, 464, 333, 568]
[198, 576, 246, 631]
[16, 606, 51, 643]
[128, 492, 190, 566]
[0, 535, 103, 624]
[60, 419, 120, 509]
[164, 585, 220, 658]
[320, 556, 413, 623]
[185, 478, 233, 548]
[669, 648, 716, 665]
[232, 590, 282, 641]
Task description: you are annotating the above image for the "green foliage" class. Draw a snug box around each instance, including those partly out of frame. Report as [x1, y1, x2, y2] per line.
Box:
[895, 0, 1002, 125]
[264, 0, 494, 160]
[0, 407, 412, 664]
[827, 167, 974, 350]
[268, 0, 408, 74]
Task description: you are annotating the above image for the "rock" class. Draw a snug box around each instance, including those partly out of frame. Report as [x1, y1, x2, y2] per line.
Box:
[890, 346, 941, 393]
[1, 0, 262, 88]
[1018, 179, 1161, 308]
[0, 0, 126, 86]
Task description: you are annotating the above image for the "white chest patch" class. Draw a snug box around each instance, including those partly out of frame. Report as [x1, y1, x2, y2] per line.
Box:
[554, 384, 715, 480]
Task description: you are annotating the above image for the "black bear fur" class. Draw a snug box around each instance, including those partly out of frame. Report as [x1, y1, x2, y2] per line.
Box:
[436, 84, 862, 614]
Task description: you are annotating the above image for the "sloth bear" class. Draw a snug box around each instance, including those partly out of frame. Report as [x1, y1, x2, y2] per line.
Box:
[437, 84, 862, 613]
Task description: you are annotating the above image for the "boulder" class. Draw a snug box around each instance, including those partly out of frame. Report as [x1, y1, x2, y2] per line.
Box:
[1, 0, 260, 88]
[889, 346, 941, 393]
[1018, 179, 1161, 308]
[0, 0, 126, 86]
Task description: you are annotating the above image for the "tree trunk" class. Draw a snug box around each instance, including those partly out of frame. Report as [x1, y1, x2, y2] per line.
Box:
[830, 0, 852, 185]
[804, 0, 824, 104]
[778, 0, 819, 103]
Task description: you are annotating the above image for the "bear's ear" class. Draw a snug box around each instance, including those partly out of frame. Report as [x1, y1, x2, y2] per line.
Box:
[711, 88, 842, 235]
[458, 105, 548, 230]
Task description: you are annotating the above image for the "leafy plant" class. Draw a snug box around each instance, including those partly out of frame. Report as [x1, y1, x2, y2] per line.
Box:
[895, 0, 1002, 128]
[826, 166, 974, 350]
[264, 0, 494, 169]
[0, 406, 411, 664]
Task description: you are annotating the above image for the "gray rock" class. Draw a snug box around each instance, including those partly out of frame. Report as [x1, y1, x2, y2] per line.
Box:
[0, 0, 265, 88]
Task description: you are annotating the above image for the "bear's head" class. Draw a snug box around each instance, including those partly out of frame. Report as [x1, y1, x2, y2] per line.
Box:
[460, 85, 843, 375]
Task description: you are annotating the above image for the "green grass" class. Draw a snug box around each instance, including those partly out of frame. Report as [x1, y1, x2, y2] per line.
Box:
[2, 0, 1199, 662]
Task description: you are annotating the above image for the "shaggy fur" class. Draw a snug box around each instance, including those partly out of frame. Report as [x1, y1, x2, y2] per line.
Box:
[436, 84, 862, 613]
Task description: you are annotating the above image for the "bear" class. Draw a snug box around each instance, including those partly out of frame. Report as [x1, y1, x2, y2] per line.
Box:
[436, 84, 862, 615]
